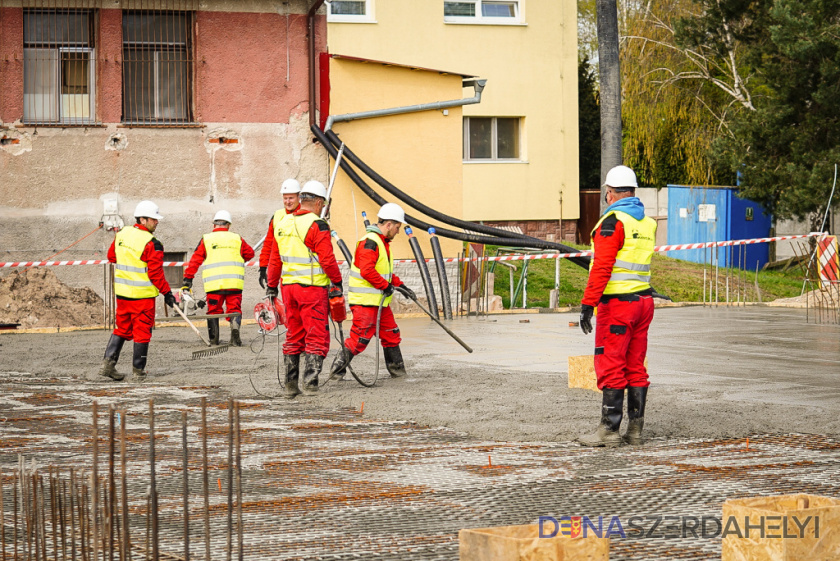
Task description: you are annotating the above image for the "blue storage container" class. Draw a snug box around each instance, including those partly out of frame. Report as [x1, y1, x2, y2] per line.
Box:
[666, 185, 772, 268]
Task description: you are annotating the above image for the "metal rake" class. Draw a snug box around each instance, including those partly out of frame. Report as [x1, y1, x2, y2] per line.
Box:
[192, 344, 230, 360]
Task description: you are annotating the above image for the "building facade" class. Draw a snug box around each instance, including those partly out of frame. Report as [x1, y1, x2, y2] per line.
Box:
[0, 0, 327, 302]
[326, 0, 580, 242]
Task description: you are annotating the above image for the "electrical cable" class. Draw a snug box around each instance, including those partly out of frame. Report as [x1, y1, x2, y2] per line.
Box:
[311, 125, 591, 265]
[318, 126, 591, 268]
[247, 327, 287, 399]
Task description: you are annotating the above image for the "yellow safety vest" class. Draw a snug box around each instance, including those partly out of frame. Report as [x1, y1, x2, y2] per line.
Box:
[348, 232, 393, 306]
[201, 230, 245, 292]
[274, 212, 329, 286]
[114, 226, 159, 299]
[590, 210, 657, 295]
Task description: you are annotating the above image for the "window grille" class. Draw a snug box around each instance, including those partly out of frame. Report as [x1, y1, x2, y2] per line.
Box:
[21, 3, 99, 126]
[121, 0, 197, 126]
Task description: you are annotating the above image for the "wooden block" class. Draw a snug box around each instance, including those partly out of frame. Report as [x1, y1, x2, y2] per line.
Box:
[567, 356, 649, 393]
[459, 524, 609, 561]
[722, 494, 840, 561]
[568, 355, 599, 392]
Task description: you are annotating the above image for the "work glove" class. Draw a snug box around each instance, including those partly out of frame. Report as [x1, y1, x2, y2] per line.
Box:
[383, 283, 395, 297]
[579, 304, 594, 335]
[396, 285, 416, 301]
[329, 285, 343, 299]
[333, 281, 343, 293]
[181, 277, 193, 291]
[163, 292, 177, 309]
[266, 286, 279, 299]
[258, 267, 268, 289]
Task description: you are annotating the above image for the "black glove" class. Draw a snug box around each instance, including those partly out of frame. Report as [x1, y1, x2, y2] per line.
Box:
[333, 281, 343, 293]
[164, 292, 177, 308]
[181, 277, 193, 290]
[266, 286, 279, 299]
[383, 283, 395, 297]
[329, 285, 343, 299]
[258, 267, 268, 289]
[396, 285, 416, 300]
[580, 304, 594, 335]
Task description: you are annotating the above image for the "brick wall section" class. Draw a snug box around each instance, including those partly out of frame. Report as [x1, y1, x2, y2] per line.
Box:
[482, 219, 578, 244]
[98, 9, 122, 123]
[0, 8, 24, 123]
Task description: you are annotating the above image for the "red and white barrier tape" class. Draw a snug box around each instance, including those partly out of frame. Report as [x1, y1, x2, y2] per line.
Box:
[0, 233, 824, 268]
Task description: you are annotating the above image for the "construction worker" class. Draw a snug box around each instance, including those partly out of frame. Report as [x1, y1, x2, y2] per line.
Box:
[330, 203, 416, 380]
[182, 210, 255, 347]
[258, 178, 301, 289]
[577, 165, 657, 447]
[99, 201, 175, 382]
[266, 180, 343, 398]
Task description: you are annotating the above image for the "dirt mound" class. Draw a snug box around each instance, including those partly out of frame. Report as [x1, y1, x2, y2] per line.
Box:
[0, 267, 104, 328]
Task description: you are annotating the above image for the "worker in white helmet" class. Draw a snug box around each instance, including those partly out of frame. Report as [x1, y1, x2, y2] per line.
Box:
[330, 203, 416, 380]
[99, 201, 175, 382]
[577, 165, 657, 448]
[183, 210, 255, 346]
[266, 180, 344, 398]
[259, 178, 301, 289]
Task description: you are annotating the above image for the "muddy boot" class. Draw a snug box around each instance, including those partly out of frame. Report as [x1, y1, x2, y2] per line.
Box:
[329, 347, 354, 381]
[99, 334, 126, 381]
[207, 319, 220, 345]
[383, 346, 407, 378]
[283, 354, 302, 399]
[576, 388, 625, 448]
[623, 386, 648, 445]
[300, 353, 324, 396]
[132, 342, 149, 381]
[230, 316, 242, 347]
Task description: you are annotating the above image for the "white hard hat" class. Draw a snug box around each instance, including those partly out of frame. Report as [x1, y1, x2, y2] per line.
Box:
[134, 200, 163, 220]
[213, 210, 232, 223]
[377, 203, 406, 224]
[281, 178, 301, 194]
[301, 180, 327, 199]
[604, 165, 638, 189]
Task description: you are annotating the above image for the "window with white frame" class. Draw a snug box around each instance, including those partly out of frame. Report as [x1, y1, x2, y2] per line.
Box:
[444, 1, 520, 23]
[122, 11, 194, 125]
[463, 117, 521, 161]
[23, 10, 96, 125]
[327, 0, 375, 22]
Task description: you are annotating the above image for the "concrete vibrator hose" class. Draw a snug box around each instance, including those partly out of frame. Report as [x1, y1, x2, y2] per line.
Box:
[405, 227, 440, 320]
[310, 125, 591, 259]
[428, 228, 453, 320]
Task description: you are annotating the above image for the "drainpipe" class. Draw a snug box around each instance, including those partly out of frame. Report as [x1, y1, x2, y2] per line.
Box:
[308, 0, 326, 126]
[324, 79, 487, 131]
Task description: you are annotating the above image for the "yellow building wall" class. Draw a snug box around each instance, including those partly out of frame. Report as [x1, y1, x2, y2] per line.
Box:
[327, 58, 464, 259]
[327, 0, 580, 224]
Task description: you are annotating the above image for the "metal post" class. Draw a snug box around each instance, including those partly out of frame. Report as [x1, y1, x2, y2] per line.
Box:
[149, 400, 159, 561]
[182, 411, 190, 561]
[202, 398, 210, 561]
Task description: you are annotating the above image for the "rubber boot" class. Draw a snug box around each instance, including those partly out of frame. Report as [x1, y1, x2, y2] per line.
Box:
[283, 354, 301, 399]
[383, 346, 407, 378]
[132, 342, 149, 381]
[99, 334, 127, 381]
[329, 347, 354, 381]
[301, 353, 324, 396]
[207, 319, 220, 346]
[230, 316, 242, 347]
[623, 386, 648, 445]
[576, 388, 625, 447]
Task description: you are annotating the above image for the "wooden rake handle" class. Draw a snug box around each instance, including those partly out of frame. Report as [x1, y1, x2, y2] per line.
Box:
[170, 303, 211, 347]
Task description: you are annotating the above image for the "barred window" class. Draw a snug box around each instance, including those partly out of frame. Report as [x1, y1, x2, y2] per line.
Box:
[23, 10, 96, 125]
[122, 11, 194, 125]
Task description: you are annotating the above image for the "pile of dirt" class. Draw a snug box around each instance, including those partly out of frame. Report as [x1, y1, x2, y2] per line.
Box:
[771, 287, 836, 305]
[0, 267, 104, 328]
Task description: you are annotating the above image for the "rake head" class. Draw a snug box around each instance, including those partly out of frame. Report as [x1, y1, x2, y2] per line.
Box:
[192, 344, 230, 360]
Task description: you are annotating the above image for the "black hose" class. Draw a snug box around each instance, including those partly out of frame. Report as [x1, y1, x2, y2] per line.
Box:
[311, 125, 590, 259]
[332, 231, 354, 264]
[406, 228, 439, 319]
[428, 229, 452, 319]
[322, 127, 591, 268]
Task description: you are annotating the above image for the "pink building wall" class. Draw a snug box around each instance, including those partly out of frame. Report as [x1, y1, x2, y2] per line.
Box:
[0, 8, 24, 124]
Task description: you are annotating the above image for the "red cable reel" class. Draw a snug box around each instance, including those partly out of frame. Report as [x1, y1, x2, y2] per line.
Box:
[253, 297, 286, 332]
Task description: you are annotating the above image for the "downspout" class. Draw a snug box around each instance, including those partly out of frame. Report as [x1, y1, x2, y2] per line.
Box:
[308, 0, 326, 126]
[324, 79, 487, 131]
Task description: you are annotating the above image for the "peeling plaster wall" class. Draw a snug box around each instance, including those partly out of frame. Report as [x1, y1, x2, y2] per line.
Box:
[0, 5, 329, 307]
